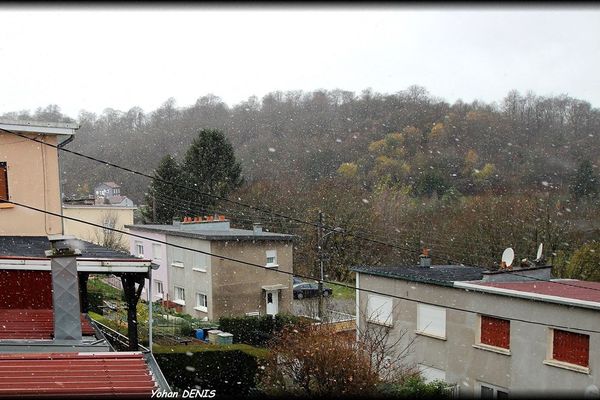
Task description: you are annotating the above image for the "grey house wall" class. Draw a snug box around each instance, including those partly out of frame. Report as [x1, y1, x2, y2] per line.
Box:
[356, 273, 600, 397]
[166, 236, 212, 318]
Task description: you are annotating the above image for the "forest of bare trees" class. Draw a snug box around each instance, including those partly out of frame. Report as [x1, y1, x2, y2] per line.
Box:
[3, 86, 599, 281]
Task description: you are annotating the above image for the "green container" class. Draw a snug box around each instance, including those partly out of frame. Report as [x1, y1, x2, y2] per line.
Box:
[217, 332, 234, 345]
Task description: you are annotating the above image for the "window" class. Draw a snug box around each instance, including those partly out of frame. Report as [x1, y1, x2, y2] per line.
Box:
[172, 247, 184, 267]
[480, 316, 510, 350]
[417, 304, 446, 339]
[152, 243, 162, 260]
[0, 162, 8, 202]
[192, 252, 207, 272]
[195, 292, 208, 312]
[366, 294, 393, 326]
[134, 241, 144, 258]
[551, 329, 589, 368]
[478, 382, 508, 399]
[174, 286, 185, 305]
[155, 280, 164, 294]
[266, 250, 278, 267]
[417, 364, 446, 384]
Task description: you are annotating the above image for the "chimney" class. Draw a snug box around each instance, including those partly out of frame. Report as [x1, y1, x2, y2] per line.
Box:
[253, 223, 263, 234]
[45, 235, 83, 342]
[419, 248, 432, 268]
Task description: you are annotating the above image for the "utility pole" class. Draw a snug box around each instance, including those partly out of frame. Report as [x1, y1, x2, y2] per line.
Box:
[152, 194, 157, 223]
[317, 211, 324, 321]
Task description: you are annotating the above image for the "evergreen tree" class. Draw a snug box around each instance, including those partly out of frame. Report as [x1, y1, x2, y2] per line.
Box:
[570, 160, 599, 201]
[181, 128, 243, 209]
[142, 155, 184, 223]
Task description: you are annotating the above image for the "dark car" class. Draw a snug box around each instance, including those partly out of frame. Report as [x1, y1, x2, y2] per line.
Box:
[293, 282, 333, 299]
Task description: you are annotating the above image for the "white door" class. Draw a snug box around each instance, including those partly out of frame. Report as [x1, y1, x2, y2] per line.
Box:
[266, 290, 279, 315]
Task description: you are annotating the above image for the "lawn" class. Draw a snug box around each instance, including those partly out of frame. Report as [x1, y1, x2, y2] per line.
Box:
[329, 282, 355, 300]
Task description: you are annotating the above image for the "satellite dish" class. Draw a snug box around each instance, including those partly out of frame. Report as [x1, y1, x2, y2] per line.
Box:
[536, 243, 544, 262]
[501, 248, 515, 267]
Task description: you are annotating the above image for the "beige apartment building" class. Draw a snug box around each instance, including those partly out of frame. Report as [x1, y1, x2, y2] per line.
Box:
[126, 218, 294, 320]
[63, 204, 136, 250]
[0, 119, 78, 236]
[353, 259, 600, 397]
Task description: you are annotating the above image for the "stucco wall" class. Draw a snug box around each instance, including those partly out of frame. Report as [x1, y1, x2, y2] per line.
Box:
[211, 240, 293, 319]
[0, 134, 62, 235]
[127, 229, 168, 302]
[357, 273, 600, 396]
[63, 206, 135, 249]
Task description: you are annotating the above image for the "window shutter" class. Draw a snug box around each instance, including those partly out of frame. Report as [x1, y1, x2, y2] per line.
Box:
[553, 329, 589, 367]
[0, 163, 7, 201]
[480, 316, 510, 349]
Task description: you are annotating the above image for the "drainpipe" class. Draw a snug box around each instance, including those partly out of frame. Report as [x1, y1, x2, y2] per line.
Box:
[45, 235, 83, 342]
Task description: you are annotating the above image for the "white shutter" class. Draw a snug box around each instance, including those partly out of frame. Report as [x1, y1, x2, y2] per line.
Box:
[417, 304, 446, 338]
[366, 294, 393, 325]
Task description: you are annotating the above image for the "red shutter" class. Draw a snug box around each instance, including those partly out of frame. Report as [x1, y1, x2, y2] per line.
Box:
[480, 316, 510, 349]
[0, 163, 7, 201]
[553, 329, 589, 367]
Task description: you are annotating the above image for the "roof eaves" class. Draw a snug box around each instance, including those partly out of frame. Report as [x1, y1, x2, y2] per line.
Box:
[352, 266, 456, 287]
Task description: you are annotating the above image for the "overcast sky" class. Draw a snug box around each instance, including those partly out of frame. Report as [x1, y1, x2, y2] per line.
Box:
[1, 6, 599, 118]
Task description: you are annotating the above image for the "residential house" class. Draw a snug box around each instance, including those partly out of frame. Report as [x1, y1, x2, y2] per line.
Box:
[128, 229, 169, 303]
[126, 217, 294, 320]
[95, 181, 121, 198]
[93, 181, 134, 207]
[352, 252, 600, 397]
[62, 202, 136, 250]
[0, 119, 169, 396]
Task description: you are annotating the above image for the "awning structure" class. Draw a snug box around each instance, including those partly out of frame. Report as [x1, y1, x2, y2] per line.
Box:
[0, 352, 157, 398]
[262, 283, 288, 290]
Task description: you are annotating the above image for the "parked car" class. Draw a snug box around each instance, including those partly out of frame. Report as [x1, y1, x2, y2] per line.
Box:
[293, 282, 333, 299]
[292, 276, 303, 285]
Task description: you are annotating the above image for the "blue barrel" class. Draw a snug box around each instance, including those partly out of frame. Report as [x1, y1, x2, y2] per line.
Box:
[195, 329, 205, 340]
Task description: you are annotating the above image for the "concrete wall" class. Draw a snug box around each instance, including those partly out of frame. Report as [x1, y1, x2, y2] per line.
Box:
[166, 236, 212, 319]
[0, 133, 62, 235]
[211, 240, 293, 319]
[357, 273, 600, 397]
[63, 205, 135, 249]
[127, 229, 168, 302]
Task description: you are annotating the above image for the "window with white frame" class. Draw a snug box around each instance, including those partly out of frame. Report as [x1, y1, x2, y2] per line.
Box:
[366, 294, 393, 326]
[417, 364, 446, 384]
[478, 382, 509, 399]
[195, 292, 208, 312]
[174, 286, 185, 305]
[134, 241, 144, 258]
[155, 280, 164, 295]
[152, 243, 162, 260]
[192, 252, 207, 272]
[417, 304, 446, 339]
[266, 250, 278, 267]
[172, 247, 184, 267]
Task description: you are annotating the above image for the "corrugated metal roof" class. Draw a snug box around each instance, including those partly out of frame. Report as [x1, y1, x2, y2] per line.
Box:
[0, 309, 95, 340]
[0, 352, 156, 398]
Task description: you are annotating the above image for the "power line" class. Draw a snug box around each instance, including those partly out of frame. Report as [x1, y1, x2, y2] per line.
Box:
[4, 198, 600, 334]
[2, 128, 596, 298]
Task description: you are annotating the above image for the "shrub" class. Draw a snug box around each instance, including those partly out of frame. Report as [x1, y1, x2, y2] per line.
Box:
[218, 314, 300, 346]
[154, 346, 263, 397]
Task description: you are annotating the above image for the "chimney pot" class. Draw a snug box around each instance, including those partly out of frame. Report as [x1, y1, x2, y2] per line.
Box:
[253, 223, 263, 234]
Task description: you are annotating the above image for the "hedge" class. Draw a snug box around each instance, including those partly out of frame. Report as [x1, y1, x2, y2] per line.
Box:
[218, 313, 299, 346]
[153, 345, 265, 397]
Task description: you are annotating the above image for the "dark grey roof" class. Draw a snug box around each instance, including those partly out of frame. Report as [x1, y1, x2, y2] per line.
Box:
[126, 224, 294, 242]
[0, 236, 136, 259]
[351, 265, 486, 286]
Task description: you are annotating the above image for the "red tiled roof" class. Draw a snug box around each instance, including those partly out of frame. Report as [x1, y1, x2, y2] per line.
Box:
[0, 309, 95, 339]
[470, 280, 600, 303]
[0, 352, 156, 398]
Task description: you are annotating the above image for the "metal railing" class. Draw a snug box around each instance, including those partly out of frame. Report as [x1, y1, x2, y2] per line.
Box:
[91, 318, 150, 352]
